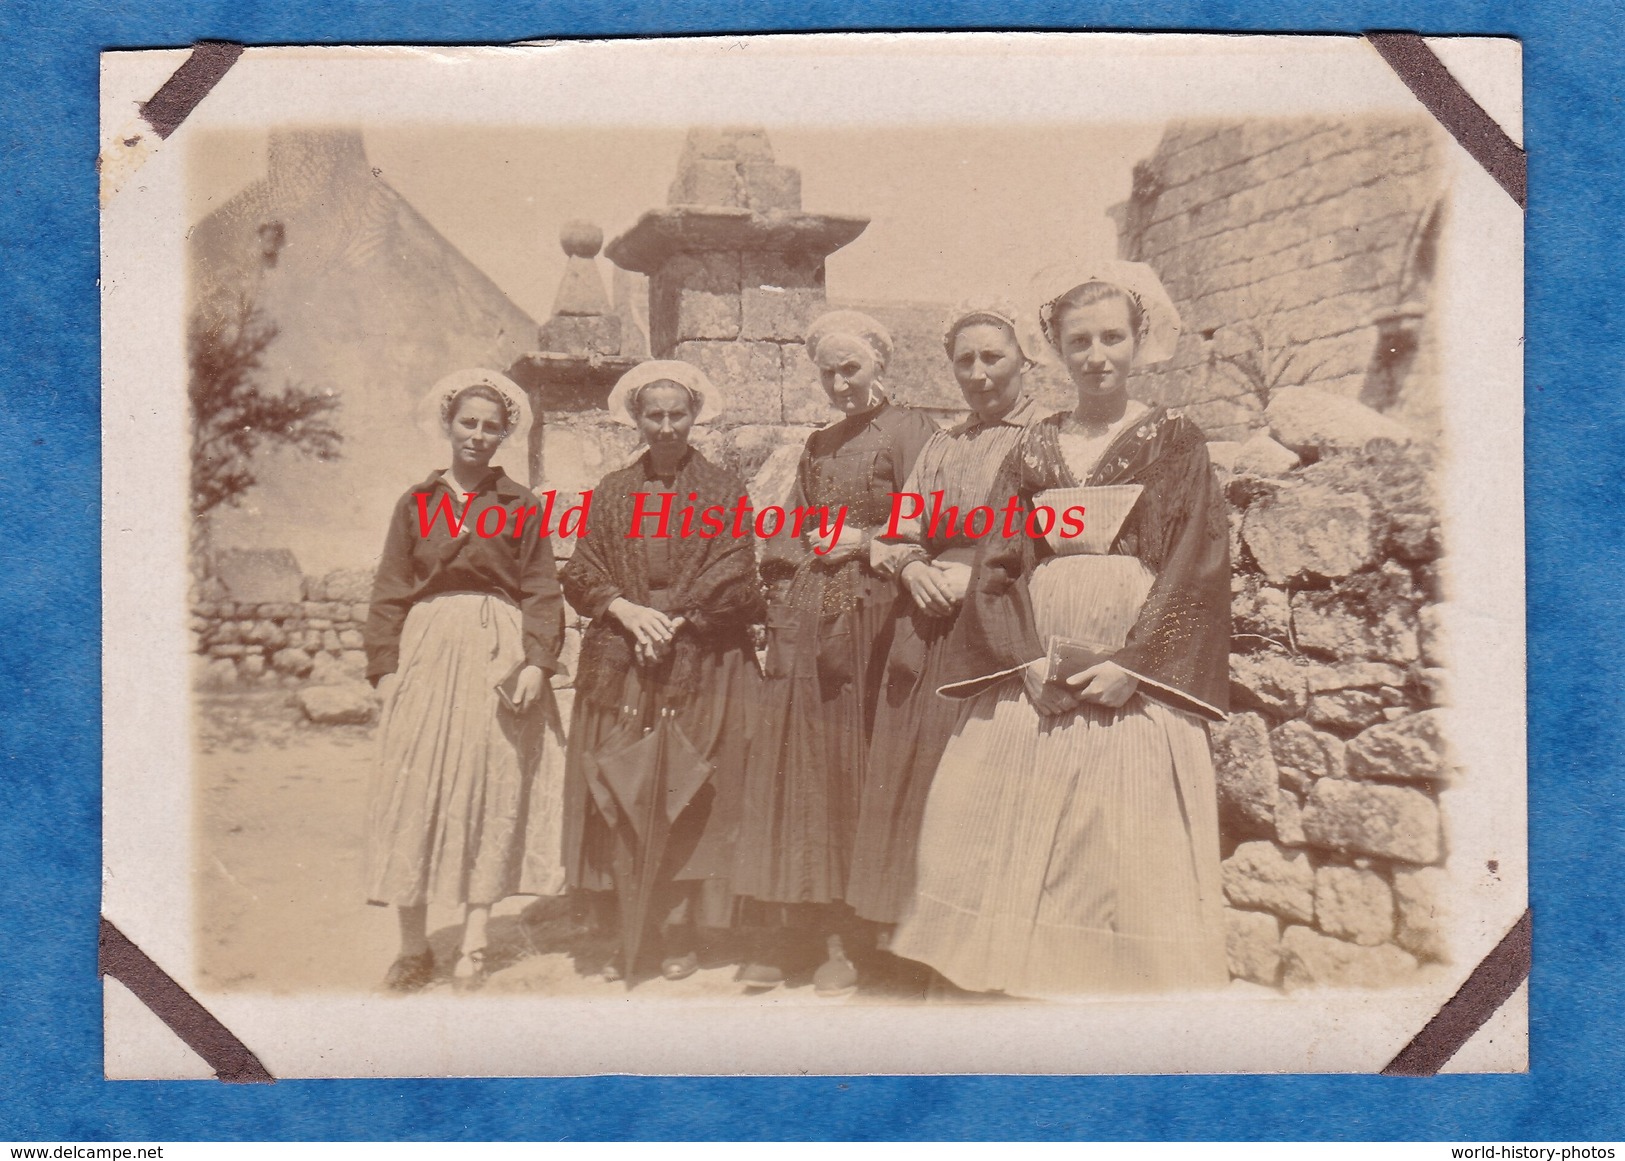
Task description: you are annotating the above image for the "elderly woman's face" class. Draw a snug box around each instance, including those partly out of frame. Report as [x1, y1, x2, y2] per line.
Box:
[447, 396, 508, 470]
[814, 334, 883, 415]
[951, 321, 1025, 423]
[1054, 294, 1137, 399]
[634, 383, 695, 451]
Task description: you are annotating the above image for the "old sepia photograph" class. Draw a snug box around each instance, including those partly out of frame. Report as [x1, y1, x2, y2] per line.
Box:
[101, 35, 1526, 1078]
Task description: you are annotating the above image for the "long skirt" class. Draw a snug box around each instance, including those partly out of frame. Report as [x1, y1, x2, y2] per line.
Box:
[890, 555, 1228, 997]
[845, 603, 960, 924]
[731, 578, 894, 905]
[563, 645, 759, 925]
[364, 592, 567, 908]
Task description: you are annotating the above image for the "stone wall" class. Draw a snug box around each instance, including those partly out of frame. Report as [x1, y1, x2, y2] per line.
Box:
[1113, 116, 1446, 441]
[192, 558, 376, 691]
[1210, 396, 1451, 990]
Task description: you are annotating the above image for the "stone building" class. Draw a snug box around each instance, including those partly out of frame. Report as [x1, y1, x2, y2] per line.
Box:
[1111, 116, 1447, 441]
[190, 129, 539, 577]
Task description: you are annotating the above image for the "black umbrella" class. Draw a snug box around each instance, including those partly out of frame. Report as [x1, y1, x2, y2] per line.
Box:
[588, 705, 712, 988]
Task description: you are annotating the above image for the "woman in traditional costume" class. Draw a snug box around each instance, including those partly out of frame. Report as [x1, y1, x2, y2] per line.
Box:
[891, 262, 1232, 998]
[560, 360, 765, 984]
[731, 310, 937, 995]
[847, 300, 1045, 943]
[363, 370, 566, 992]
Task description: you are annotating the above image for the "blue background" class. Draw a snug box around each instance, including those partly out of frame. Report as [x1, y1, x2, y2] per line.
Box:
[2, 0, 1619, 1142]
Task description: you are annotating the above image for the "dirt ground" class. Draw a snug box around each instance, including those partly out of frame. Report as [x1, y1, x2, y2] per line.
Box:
[194, 691, 942, 1005]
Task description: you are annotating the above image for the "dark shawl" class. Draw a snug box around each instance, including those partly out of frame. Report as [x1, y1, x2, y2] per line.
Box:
[563, 448, 765, 710]
[940, 407, 1230, 720]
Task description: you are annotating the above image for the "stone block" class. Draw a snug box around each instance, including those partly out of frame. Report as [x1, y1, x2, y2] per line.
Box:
[1266, 386, 1415, 458]
[1232, 582, 1291, 641]
[672, 340, 783, 425]
[1229, 651, 1308, 718]
[1221, 840, 1314, 923]
[1212, 712, 1278, 827]
[338, 650, 369, 680]
[1307, 690, 1387, 733]
[196, 657, 240, 689]
[318, 569, 375, 604]
[1206, 440, 1241, 473]
[295, 681, 378, 726]
[1232, 431, 1301, 476]
[1270, 719, 1347, 792]
[679, 126, 775, 165]
[1301, 778, 1442, 864]
[208, 644, 246, 659]
[338, 628, 365, 651]
[1242, 485, 1375, 583]
[741, 285, 823, 342]
[245, 620, 284, 648]
[1346, 710, 1449, 783]
[269, 648, 314, 677]
[667, 158, 746, 207]
[1292, 591, 1420, 664]
[648, 252, 742, 351]
[674, 289, 742, 343]
[1279, 925, 1419, 990]
[782, 342, 832, 425]
[1314, 864, 1394, 945]
[742, 250, 826, 291]
[239, 654, 266, 679]
[1392, 865, 1449, 961]
[1225, 908, 1283, 987]
[740, 162, 802, 211]
[537, 312, 624, 354]
[1276, 789, 1307, 847]
[1303, 661, 1406, 692]
[321, 629, 342, 653]
[213, 548, 304, 606]
[351, 603, 371, 624]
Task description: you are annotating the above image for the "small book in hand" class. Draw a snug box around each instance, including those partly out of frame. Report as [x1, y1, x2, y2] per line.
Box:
[1045, 635, 1117, 686]
[495, 663, 527, 712]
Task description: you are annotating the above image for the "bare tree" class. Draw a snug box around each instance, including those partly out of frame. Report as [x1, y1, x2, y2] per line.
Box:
[189, 293, 342, 556]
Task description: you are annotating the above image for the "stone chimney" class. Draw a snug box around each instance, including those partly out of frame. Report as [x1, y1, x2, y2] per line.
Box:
[605, 127, 869, 425]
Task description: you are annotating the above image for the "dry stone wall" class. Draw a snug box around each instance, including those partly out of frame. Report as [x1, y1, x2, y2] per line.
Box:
[1212, 394, 1452, 990]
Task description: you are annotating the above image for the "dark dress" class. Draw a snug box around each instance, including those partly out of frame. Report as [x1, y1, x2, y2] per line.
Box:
[560, 449, 766, 920]
[731, 397, 937, 905]
[845, 396, 1044, 924]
